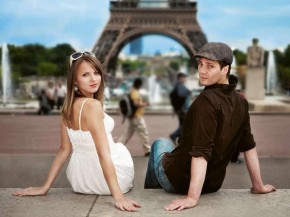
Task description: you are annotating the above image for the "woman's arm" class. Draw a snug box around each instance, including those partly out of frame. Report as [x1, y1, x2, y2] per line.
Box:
[13, 119, 72, 196]
[85, 100, 140, 211]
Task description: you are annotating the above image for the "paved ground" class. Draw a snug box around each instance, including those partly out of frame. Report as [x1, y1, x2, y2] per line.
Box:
[1, 112, 290, 216]
[0, 113, 290, 157]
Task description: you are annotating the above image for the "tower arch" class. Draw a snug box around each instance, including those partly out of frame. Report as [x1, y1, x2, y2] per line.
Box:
[92, 0, 207, 73]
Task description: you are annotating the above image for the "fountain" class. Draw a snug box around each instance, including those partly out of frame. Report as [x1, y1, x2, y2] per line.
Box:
[148, 74, 162, 104]
[266, 51, 278, 95]
[179, 62, 188, 75]
[1, 43, 13, 106]
[231, 54, 242, 90]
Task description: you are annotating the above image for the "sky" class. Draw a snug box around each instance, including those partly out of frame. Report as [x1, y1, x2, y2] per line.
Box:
[0, 0, 290, 55]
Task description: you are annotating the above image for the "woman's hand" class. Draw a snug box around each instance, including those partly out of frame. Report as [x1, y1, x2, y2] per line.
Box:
[114, 196, 141, 212]
[12, 186, 48, 197]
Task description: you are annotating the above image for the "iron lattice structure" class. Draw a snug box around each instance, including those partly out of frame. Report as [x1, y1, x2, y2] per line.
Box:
[92, 0, 207, 73]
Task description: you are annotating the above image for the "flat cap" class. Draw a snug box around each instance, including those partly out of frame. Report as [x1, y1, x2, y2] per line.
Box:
[194, 42, 233, 65]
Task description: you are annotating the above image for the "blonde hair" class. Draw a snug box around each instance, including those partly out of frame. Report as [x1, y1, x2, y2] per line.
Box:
[61, 54, 105, 127]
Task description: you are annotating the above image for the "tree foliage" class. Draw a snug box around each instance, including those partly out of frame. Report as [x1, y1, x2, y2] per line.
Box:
[233, 49, 246, 65]
[120, 59, 147, 75]
[169, 60, 179, 71]
[274, 45, 290, 88]
[2, 42, 290, 90]
[6, 43, 75, 78]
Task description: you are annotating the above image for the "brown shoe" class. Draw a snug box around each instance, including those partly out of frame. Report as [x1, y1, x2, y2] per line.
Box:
[144, 152, 150, 157]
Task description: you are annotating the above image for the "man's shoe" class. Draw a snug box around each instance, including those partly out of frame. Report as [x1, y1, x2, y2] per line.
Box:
[231, 159, 243, 164]
[169, 135, 179, 146]
[145, 152, 151, 157]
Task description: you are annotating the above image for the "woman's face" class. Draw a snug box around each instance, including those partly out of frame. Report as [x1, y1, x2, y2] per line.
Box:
[75, 61, 101, 98]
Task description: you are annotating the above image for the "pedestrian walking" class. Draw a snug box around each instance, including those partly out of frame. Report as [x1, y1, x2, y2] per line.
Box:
[118, 78, 151, 156]
[45, 81, 56, 110]
[55, 81, 66, 110]
[37, 89, 51, 115]
[169, 72, 191, 145]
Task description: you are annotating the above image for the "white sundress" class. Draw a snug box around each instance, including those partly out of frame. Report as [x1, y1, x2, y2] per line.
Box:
[66, 99, 134, 195]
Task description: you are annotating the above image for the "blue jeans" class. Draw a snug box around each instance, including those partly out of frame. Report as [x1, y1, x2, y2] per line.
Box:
[144, 138, 176, 193]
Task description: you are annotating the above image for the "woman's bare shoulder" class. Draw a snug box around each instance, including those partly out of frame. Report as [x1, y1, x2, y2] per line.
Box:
[84, 98, 102, 108]
[82, 98, 104, 118]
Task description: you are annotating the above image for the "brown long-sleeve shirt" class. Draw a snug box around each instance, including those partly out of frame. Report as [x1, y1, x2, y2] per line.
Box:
[163, 83, 256, 194]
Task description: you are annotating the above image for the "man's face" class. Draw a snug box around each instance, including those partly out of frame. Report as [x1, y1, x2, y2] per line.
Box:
[197, 57, 228, 86]
[179, 76, 187, 83]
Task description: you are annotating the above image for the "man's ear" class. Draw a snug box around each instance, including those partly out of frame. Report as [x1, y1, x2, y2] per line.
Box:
[222, 65, 229, 75]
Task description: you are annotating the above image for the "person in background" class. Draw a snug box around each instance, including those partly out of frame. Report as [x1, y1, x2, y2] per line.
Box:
[13, 51, 140, 212]
[169, 72, 191, 145]
[55, 81, 66, 110]
[229, 74, 243, 164]
[118, 78, 151, 156]
[144, 42, 275, 211]
[37, 89, 51, 115]
[45, 81, 56, 110]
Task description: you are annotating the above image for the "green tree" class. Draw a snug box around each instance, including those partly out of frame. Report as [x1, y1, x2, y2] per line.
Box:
[37, 62, 57, 76]
[49, 43, 75, 76]
[120, 59, 146, 75]
[233, 49, 246, 65]
[284, 45, 290, 67]
[169, 60, 179, 71]
[8, 43, 75, 78]
[274, 45, 290, 89]
[9, 44, 48, 76]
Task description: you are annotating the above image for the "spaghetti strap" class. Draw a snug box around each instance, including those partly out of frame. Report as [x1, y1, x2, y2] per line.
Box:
[79, 98, 89, 131]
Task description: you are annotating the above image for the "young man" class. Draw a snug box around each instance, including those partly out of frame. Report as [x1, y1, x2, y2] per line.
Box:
[144, 42, 275, 211]
[169, 72, 191, 145]
[118, 78, 151, 156]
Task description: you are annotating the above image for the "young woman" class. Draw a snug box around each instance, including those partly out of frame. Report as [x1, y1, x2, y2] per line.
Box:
[13, 51, 140, 212]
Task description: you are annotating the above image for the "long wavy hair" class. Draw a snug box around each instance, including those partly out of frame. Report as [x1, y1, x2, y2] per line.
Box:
[61, 54, 105, 127]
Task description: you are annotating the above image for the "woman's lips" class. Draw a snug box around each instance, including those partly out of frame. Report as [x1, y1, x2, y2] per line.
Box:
[90, 84, 98, 88]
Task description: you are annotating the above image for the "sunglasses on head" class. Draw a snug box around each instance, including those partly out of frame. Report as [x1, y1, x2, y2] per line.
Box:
[69, 51, 95, 67]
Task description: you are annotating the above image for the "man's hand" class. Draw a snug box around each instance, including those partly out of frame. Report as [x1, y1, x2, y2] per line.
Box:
[164, 196, 197, 211]
[115, 196, 141, 212]
[251, 184, 276, 194]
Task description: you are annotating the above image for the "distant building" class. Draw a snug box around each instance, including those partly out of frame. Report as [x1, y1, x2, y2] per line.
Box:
[129, 38, 143, 55]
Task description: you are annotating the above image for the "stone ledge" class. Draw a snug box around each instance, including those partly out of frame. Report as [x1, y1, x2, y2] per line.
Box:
[248, 96, 290, 113]
[1, 155, 290, 189]
[1, 188, 289, 217]
[0, 188, 96, 217]
[95, 189, 290, 217]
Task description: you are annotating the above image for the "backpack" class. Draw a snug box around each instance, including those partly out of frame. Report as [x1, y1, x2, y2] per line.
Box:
[169, 86, 186, 113]
[119, 94, 137, 123]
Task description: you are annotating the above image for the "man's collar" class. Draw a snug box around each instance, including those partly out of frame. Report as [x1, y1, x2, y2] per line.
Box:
[204, 83, 236, 91]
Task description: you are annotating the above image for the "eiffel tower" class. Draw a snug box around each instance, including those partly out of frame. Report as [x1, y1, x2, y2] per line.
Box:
[92, 0, 207, 73]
